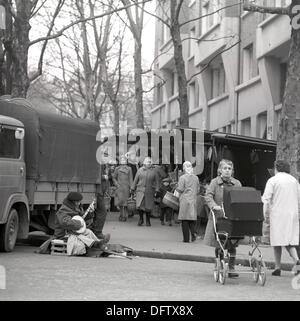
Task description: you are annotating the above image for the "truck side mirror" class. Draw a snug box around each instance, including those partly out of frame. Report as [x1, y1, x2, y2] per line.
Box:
[15, 128, 24, 140]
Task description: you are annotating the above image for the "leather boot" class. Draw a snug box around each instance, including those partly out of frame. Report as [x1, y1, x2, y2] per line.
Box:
[228, 255, 239, 278]
[146, 213, 151, 226]
[138, 212, 144, 226]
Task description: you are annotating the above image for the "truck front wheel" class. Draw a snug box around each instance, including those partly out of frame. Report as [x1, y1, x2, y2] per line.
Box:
[0, 209, 19, 252]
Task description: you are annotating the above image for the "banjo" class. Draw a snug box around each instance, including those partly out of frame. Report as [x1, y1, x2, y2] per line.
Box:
[72, 198, 96, 234]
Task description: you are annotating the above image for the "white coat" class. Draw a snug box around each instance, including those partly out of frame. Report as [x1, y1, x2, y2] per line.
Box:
[262, 172, 300, 246]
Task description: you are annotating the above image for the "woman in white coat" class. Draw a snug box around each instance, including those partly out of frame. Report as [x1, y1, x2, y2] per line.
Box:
[262, 160, 300, 276]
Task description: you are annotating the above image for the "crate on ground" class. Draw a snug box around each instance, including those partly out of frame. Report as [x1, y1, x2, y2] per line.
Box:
[51, 239, 67, 255]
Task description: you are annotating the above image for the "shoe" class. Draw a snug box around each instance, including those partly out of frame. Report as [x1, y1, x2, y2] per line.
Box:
[292, 261, 300, 275]
[161, 221, 165, 225]
[228, 271, 239, 278]
[102, 233, 110, 243]
[272, 269, 281, 276]
[191, 235, 196, 242]
[146, 221, 151, 226]
[93, 239, 106, 248]
[228, 256, 238, 277]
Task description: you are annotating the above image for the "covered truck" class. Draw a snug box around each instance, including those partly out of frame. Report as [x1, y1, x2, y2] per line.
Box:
[0, 98, 101, 251]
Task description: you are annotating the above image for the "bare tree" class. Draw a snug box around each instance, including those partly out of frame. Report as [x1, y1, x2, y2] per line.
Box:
[120, 0, 146, 129]
[243, 0, 300, 179]
[0, 0, 150, 98]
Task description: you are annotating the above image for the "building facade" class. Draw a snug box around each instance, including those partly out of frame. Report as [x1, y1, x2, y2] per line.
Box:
[152, 0, 291, 140]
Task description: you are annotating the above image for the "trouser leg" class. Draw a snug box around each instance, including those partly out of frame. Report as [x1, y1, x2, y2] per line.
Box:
[92, 194, 107, 238]
[146, 211, 151, 226]
[273, 246, 282, 270]
[138, 210, 144, 226]
[181, 220, 190, 242]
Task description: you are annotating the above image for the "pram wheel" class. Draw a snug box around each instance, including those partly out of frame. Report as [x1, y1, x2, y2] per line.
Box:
[214, 258, 220, 282]
[219, 259, 227, 285]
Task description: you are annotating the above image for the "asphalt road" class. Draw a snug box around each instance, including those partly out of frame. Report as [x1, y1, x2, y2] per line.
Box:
[0, 245, 299, 301]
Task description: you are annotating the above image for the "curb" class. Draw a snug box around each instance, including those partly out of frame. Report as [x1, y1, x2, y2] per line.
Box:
[133, 250, 294, 272]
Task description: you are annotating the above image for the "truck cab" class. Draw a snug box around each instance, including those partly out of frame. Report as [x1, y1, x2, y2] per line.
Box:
[0, 116, 29, 251]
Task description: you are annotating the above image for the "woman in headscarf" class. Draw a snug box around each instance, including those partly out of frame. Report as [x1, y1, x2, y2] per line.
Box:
[174, 161, 200, 243]
[204, 159, 242, 278]
[131, 157, 160, 226]
[113, 155, 133, 221]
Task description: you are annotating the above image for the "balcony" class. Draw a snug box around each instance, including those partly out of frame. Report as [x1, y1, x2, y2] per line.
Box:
[194, 22, 225, 66]
[256, 14, 291, 59]
[158, 38, 174, 70]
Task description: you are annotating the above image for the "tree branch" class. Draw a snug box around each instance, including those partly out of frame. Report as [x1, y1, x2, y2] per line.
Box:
[29, 0, 151, 47]
[187, 40, 241, 83]
[243, 1, 290, 15]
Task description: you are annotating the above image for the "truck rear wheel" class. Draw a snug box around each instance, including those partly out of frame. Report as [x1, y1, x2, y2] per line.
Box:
[0, 209, 19, 252]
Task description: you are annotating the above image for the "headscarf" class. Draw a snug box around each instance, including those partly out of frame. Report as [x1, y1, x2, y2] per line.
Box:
[183, 161, 193, 175]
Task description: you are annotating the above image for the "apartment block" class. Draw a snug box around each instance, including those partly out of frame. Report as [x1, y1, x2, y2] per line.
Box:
[152, 0, 291, 140]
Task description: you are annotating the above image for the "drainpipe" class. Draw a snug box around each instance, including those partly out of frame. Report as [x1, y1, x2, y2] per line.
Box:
[235, 2, 242, 134]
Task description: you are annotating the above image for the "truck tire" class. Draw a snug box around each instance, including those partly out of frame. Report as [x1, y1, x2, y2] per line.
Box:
[0, 209, 19, 252]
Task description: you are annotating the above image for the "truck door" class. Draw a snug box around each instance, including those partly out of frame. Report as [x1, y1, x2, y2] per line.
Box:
[0, 125, 25, 223]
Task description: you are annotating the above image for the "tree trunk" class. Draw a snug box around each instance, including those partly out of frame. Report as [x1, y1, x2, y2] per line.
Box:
[134, 40, 144, 129]
[170, 2, 189, 128]
[276, 0, 300, 180]
[10, 1, 31, 97]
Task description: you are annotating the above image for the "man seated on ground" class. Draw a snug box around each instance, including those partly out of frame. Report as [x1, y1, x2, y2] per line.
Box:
[54, 192, 110, 256]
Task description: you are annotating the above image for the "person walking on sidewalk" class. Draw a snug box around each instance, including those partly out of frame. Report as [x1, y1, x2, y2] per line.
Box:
[204, 159, 241, 278]
[262, 160, 300, 276]
[131, 157, 160, 226]
[174, 161, 200, 243]
[113, 155, 133, 222]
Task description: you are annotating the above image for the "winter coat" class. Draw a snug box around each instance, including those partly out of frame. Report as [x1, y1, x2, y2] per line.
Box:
[113, 165, 133, 206]
[131, 166, 160, 212]
[176, 173, 200, 221]
[203, 176, 242, 247]
[262, 172, 300, 246]
[54, 199, 84, 239]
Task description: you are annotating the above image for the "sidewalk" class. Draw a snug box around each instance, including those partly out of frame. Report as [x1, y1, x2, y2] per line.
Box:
[105, 211, 295, 271]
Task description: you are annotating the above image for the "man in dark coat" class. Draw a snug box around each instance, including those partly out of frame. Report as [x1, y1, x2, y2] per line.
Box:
[91, 165, 111, 240]
[54, 192, 109, 255]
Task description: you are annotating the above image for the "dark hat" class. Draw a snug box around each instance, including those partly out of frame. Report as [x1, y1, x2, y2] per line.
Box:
[67, 192, 83, 202]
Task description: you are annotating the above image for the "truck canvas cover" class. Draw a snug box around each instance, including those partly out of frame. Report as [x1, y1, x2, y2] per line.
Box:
[0, 100, 100, 184]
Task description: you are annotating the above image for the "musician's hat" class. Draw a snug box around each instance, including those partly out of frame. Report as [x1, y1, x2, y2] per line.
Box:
[67, 192, 83, 202]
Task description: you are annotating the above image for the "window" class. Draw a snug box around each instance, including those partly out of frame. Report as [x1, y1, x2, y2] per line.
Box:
[242, 44, 258, 82]
[156, 82, 164, 105]
[161, 19, 170, 45]
[210, 63, 227, 99]
[257, 112, 267, 139]
[241, 118, 251, 136]
[189, 82, 196, 110]
[0, 127, 21, 159]
[201, 0, 221, 35]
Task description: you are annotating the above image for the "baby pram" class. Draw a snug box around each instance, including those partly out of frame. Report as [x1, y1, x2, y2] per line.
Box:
[211, 186, 266, 286]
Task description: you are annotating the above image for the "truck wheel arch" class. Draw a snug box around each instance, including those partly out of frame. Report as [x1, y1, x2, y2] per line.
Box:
[1, 194, 29, 239]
